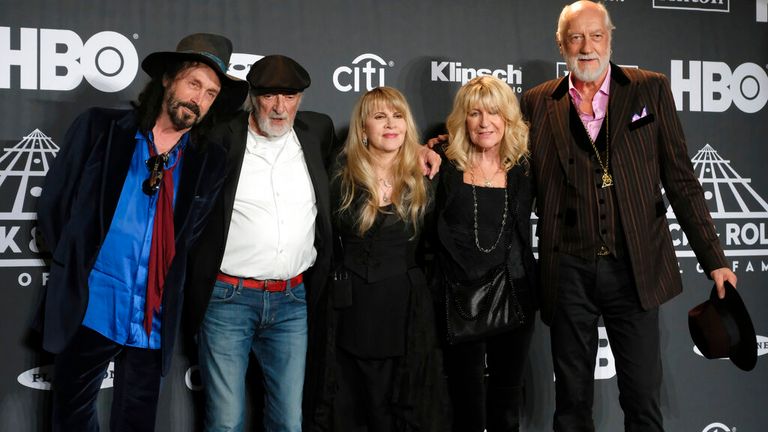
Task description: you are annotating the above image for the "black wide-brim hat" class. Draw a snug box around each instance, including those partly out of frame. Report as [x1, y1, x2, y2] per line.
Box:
[246, 54, 311, 95]
[688, 281, 757, 371]
[141, 33, 248, 113]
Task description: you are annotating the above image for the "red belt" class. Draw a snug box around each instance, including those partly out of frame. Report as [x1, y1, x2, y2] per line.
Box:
[216, 272, 303, 292]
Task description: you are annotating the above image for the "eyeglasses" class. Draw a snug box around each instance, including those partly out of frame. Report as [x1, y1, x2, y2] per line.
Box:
[142, 154, 169, 195]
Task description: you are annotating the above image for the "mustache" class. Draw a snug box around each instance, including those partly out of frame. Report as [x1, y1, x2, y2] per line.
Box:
[173, 100, 201, 117]
[577, 54, 600, 61]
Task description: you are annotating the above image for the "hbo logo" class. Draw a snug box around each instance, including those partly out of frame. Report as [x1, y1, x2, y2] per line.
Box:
[1, 27, 139, 93]
[671, 60, 768, 114]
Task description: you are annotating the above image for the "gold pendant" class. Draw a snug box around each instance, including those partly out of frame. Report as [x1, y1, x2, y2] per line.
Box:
[601, 172, 613, 188]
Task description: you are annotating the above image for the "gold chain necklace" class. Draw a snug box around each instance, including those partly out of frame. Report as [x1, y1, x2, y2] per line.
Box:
[379, 177, 393, 203]
[582, 110, 613, 188]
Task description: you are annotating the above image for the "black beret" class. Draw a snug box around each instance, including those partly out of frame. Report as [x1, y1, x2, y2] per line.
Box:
[246, 55, 311, 95]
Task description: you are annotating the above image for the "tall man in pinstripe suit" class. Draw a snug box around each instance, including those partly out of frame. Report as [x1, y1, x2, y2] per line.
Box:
[520, 2, 737, 431]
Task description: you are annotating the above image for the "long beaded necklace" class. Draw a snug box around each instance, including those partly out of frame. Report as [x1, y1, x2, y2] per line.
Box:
[470, 171, 508, 253]
[582, 109, 613, 188]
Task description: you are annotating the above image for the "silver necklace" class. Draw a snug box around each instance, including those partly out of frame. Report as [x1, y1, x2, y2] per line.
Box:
[470, 171, 508, 253]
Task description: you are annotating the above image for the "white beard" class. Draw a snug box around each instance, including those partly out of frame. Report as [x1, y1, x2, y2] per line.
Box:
[566, 52, 610, 83]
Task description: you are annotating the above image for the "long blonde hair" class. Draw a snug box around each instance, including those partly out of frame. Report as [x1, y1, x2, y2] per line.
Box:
[337, 87, 429, 235]
[445, 75, 529, 172]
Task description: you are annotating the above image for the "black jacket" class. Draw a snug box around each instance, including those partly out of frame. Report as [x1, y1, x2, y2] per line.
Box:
[35, 107, 227, 375]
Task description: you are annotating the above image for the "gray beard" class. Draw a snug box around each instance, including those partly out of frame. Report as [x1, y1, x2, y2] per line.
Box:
[256, 115, 292, 138]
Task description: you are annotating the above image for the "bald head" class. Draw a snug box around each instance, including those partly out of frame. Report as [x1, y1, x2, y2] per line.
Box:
[556, 1, 615, 84]
[556, 1, 614, 48]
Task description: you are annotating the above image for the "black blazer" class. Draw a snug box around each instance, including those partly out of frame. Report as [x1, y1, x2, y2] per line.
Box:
[184, 110, 337, 334]
[35, 107, 227, 375]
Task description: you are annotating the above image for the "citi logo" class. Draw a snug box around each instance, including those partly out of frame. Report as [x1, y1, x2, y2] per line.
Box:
[333, 53, 392, 92]
[702, 423, 732, 432]
[227, 53, 263, 81]
[652, 0, 729, 12]
[431, 61, 522, 89]
[671, 60, 768, 113]
[17, 362, 115, 390]
[0, 27, 139, 92]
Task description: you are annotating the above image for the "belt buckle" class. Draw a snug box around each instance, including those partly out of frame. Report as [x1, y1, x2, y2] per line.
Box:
[597, 245, 610, 256]
[265, 279, 288, 292]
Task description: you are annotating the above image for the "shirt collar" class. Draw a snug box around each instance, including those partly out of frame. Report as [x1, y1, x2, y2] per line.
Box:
[568, 66, 612, 118]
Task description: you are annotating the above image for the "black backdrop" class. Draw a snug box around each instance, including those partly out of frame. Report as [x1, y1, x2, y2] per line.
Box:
[1, 1, 766, 431]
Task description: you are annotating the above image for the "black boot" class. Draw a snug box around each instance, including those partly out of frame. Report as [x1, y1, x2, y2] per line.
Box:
[448, 376, 486, 432]
[486, 384, 522, 432]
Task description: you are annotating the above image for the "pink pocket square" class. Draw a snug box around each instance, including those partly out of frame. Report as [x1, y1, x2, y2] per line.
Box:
[631, 106, 648, 122]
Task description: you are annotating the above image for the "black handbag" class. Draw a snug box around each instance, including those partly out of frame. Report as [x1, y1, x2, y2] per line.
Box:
[444, 263, 523, 344]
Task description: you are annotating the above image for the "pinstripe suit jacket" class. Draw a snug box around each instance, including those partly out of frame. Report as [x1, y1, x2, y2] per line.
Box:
[520, 63, 727, 325]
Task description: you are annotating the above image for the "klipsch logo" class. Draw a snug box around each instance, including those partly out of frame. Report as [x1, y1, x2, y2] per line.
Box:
[333, 53, 393, 92]
[667, 144, 768, 274]
[671, 60, 768, 113]
[227, 53, 263, 81]
[652, 0, 729, 12]
[0, 27, 139, 92]
[0, 129, 56, 291]
[17, 362, 115, 390]
[431, 60, 523, 92]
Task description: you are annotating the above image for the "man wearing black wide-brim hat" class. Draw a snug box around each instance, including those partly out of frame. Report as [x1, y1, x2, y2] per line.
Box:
[35, 33, 248, 431]
[184, 54, 338, 431]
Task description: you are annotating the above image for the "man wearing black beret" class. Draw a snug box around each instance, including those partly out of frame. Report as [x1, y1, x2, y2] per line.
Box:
[185, 54, 337, 432]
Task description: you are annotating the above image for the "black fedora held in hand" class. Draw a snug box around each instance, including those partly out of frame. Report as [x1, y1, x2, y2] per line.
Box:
[141, 33, 248, 112]
[688, 281, 757, 371]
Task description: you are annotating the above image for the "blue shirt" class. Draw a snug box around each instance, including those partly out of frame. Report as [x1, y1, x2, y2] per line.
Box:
[82, 130, 187, 349]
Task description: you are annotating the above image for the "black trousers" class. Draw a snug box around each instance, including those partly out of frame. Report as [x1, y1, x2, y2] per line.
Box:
[52, 326, 163, 432]
[443, 320, 534, 432]
[551, 254, 663, 432]
[332, 347, 396, 432]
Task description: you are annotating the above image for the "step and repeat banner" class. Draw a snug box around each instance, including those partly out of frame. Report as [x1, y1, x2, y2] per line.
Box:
[1, 1, 766, 431]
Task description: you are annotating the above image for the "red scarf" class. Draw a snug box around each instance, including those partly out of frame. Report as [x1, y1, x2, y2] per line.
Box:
[144, 144, 182, 336]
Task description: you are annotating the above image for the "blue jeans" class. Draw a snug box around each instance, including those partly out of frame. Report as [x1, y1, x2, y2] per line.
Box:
[198, 279, 307, 432]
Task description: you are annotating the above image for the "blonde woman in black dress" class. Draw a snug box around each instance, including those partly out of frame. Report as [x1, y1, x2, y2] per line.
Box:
[435, 75, 537, 432]
[311, 86, 448, 432]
